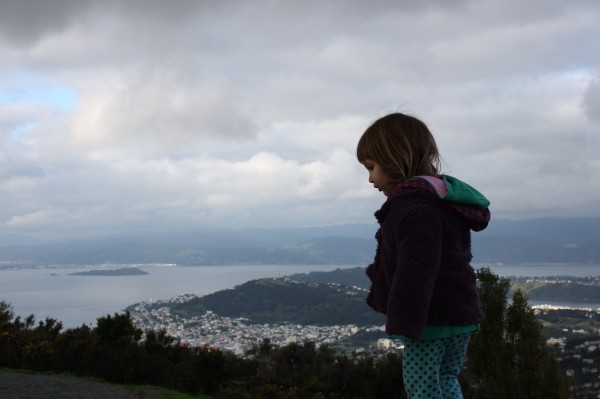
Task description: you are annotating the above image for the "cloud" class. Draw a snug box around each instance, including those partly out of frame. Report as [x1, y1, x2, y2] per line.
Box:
[0, 0, 599, 239]
[584, 75, 600, 127]
[0, 147, 373, 237]
[0, 0, 90, 46]
[424, 10, 600, 80]
[69, 66, 258, 156]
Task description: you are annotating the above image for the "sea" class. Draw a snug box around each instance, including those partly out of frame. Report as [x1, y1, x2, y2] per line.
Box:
[0, 263, 599, 329]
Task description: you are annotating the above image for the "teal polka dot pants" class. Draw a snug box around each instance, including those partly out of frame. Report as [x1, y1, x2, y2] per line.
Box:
[402, 332, 471, 399]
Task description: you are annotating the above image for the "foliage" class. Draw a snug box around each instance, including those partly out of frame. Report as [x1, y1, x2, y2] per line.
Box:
[1, 298, 404, 398]
[0, 267, 572, 398]
[219, 338, 405, 399]
[465, 268, 569, 399]
[170, 278, 385, 326]
[0, 302, 237, 396]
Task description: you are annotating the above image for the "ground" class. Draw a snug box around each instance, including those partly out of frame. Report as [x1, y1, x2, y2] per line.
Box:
[0, 369, 174, 399]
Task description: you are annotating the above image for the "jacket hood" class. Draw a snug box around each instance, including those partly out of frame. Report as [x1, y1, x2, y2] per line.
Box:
[387, 175, 491, 231]
[442, 175, 490, 208]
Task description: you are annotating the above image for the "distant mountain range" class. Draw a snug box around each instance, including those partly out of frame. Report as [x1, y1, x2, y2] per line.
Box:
[1, 217, 599, 266]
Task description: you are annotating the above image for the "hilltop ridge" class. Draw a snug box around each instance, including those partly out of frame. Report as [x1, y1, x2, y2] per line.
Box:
[167, 277, 384, 326]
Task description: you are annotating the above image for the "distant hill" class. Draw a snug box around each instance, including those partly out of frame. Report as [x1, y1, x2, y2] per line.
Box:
[144, 268, 600, 331]
[288, 267, 371, 289]
[472, 236, 600, 264]
[1, 217, 599, 266]
[510, 280, 600, 302]
[167, 278, 385, 327]
[69, 267, 148, 276]
[477, 217, 600, 244]
[289, 267, 600, 303]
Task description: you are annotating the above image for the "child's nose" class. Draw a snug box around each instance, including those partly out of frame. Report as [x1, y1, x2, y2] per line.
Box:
[368, 175, 374, 183]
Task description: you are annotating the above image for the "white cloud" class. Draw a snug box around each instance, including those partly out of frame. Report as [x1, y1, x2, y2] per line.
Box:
[0, 0, 599, 239]
[69, 66, 258, 157]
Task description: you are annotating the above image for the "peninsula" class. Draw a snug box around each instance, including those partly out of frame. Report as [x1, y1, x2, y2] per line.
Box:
[69, 267, 148, 276]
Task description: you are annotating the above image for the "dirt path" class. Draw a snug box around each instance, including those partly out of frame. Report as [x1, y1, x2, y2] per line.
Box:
[0, 369, 166, 399]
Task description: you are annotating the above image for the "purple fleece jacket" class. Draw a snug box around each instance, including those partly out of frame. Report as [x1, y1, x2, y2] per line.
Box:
[365, 177, 490, 340]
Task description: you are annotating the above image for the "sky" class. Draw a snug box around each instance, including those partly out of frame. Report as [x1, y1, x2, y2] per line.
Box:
[0, 0, 599, 240]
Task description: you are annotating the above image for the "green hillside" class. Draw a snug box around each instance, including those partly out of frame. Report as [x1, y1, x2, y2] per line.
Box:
[512, 281, 600, 302]
[162, 271, 600, 330]
[169, 278, 385, 326]
[291, 267, 600, 303]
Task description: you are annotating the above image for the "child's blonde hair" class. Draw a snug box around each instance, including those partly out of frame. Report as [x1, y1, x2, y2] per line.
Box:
[356, 112, 441, 183]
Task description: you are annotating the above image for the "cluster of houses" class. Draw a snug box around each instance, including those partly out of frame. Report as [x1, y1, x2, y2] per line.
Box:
[128, 294, 600, 396]
[535, 304, 600, 398]
[128, 294, 379, 356]
[549, 336, 600, 398]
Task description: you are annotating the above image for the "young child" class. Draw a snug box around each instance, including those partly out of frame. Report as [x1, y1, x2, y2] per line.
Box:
[356, 112, 490, 399]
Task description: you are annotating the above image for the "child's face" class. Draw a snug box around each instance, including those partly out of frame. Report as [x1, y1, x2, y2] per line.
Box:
[363, 159, 392, 196]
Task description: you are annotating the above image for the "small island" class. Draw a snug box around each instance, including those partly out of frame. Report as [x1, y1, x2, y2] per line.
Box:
[69, 267, 148, 276]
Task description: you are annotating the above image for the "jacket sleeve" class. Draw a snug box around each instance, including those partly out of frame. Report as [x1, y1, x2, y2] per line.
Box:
[384, 201, 443, 340]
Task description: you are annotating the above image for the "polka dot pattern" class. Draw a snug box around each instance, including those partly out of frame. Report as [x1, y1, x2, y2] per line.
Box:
[402, 332, 471, 399]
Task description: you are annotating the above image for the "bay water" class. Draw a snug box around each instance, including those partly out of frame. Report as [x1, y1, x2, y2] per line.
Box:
[1, 263, 598, 329]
